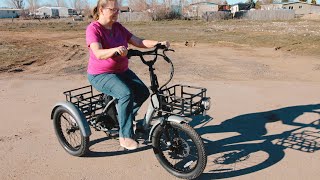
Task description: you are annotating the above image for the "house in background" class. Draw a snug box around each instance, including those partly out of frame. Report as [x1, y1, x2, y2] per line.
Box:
[68, 8, 78, 16]
[56, 7, 70, 17]
[230, 2, 255, 15]
[219, 4, 231, 11]
[0, 8, 22, 18]
[36, 7, 58, 18]
[35, 6, 76, 18]
[261, 2, 312, 15]
[120, 6, 132, 13]
[184, 2, 219, 19]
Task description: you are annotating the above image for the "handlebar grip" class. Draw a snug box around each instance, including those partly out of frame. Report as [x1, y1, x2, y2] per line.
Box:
[113, 52, 120, 57]
[127, 49, 142, 59]
[155, 43, 167, 50]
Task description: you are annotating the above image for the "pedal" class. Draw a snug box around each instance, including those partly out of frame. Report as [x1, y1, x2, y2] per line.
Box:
[108, 129, 119, 139]
[142, 139, 150, 145]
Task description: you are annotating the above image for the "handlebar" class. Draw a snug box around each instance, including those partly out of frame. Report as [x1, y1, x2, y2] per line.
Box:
[125, 43, 175, 91]
[127, 43, 170, 60]
[113, 44, 170, 64]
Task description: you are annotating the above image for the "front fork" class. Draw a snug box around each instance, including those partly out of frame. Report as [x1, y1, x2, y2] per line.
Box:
[161, 121, 180, 150]
[163, 122, 172, 148]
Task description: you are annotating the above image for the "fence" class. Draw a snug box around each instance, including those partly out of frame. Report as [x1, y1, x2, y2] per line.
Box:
[202, 11, 233, 21]
[311, 5, 320, 15]
[118, 12, 152, 22]
[234, 10, 295, 20]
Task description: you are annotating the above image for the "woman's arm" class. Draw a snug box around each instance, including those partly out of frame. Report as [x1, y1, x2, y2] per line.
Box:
[129, 35, 170, 48]
[90, 42, 128, 59]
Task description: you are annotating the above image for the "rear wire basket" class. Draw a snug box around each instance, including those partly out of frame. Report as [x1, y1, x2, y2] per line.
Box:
[156, 84, 207, 117]
[63, 85, 104, 119]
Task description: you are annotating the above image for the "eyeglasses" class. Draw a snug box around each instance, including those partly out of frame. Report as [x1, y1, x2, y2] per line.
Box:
[105, 7, 120, 13]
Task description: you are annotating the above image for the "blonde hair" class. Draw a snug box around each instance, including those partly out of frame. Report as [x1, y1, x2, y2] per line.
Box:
[93, 0, 116, 20]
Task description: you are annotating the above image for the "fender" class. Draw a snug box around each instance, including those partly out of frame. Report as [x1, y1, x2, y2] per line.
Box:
[51, 101, 91, 137]
[148, 115, 186, 142]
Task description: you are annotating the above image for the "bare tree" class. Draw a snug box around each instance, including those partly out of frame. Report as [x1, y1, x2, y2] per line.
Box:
[128, 0, 148, 11]
[207, 0, 221, 3]
[69, 0, 82, 13]
[220, 0, 228, 5]
[26, 0, 39, 13]
[5, 0, 24, 9]
[54, 0, 66, 7]
[149, 0, 157, 8]
[118, 0, 123, 6]
[82, 0, 91, 17]
[164, 0, 172, 7]
[68, 0, 90, 15]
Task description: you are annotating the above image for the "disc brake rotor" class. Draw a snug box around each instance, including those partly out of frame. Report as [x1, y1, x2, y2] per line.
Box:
[173, 138, 190, 158]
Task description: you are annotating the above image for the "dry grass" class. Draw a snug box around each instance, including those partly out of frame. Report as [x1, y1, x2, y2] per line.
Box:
[1, 18, 319, 55]
[0, 18, 320, 74]
[124, 19, 320, 56]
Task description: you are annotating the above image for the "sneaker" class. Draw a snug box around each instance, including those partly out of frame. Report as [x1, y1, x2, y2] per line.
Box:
[119, 137, 139, 150]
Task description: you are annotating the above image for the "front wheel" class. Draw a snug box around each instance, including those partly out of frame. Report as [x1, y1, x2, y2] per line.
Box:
[52, 106, 89, 157]
[152, 122, 207, 179]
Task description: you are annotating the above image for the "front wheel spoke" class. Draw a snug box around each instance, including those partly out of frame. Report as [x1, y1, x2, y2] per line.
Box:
[164, 150, 176, 166]
[188, 154, 199, 160]
[171, 156, 179, 167]
[156, 123, 205, 175]
[173, 129, 180, 139]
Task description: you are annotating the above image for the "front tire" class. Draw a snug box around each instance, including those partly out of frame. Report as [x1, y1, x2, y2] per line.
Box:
[53, 106, 89, 157]
[152, 122, 207, 179]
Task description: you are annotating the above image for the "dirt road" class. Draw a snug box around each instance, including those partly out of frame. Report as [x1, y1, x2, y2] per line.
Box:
[0, 19, 319, 180]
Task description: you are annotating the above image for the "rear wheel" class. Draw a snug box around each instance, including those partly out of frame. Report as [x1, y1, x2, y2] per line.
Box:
[53, 106, 89, 156]
[152, 122, 207, 179]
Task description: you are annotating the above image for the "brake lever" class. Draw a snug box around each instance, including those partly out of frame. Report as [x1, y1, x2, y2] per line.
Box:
[163, 49, 174, 63]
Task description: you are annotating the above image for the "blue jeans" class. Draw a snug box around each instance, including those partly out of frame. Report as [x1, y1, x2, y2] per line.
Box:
[88, 69, 150, 138]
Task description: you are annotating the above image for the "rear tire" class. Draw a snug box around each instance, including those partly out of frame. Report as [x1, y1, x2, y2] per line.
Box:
[53, 106, 89, 157]
[152, 122, 207, 179]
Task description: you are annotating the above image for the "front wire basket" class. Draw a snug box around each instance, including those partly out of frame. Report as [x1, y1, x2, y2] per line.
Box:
[155, 84, 207, 117]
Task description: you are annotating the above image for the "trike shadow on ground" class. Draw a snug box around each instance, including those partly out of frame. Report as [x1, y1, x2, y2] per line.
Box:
[189, 104, 320, 179]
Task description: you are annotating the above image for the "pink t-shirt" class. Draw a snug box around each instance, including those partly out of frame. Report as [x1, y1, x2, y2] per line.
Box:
[86, 21, 133, 74]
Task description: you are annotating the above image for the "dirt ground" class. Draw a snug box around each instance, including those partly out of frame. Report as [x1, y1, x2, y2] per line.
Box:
[0, 18, 319, 180]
